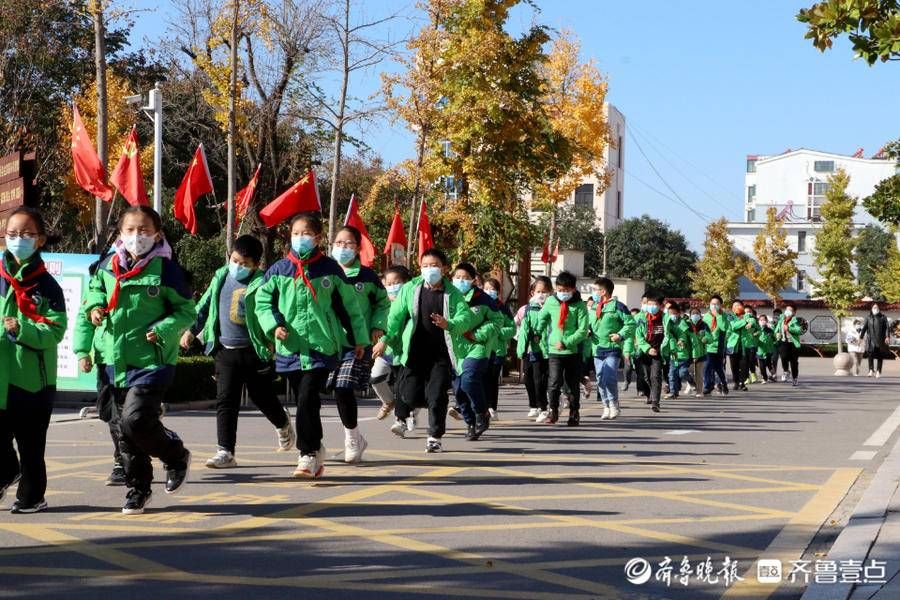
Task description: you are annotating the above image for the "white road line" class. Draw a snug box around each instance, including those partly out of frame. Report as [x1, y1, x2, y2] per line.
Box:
[849, 450, 877, 461]
[665, 430, 699, 435]
[863, 404, 900, 447]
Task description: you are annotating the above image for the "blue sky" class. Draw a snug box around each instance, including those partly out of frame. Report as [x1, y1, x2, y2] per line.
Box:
[127, 0, 899, 250]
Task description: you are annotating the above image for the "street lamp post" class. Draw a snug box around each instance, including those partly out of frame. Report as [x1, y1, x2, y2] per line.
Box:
[129, 83, 163, 213]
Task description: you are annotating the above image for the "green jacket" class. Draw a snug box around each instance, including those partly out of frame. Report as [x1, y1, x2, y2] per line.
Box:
[666, 317, 692, 361]
[0, 252, 67, 410]
[703, 311, 731, 353]
[757, 325, 776, 357]
[341, 259, 390, 341]
[536, 294, 589, 356]
[727, 313, 760, 351]
[516, 302, 550, 359]
[686, 319, 713, 360]
[587, 297, 635, 356]
[255, 250, 370, 373]
[190, 266, 270, 361]
[76, 251, 195, 388]
[453, 287, 501, 364]
[381, 276, 480, 373]
[636, 312, 667, 354]
[775, 315, 803, 348]
[627, 312, 646, 357]
[489, 303, 516, 359]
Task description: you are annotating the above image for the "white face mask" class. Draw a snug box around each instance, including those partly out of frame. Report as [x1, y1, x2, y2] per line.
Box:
[872, 307, 880, 315]
[122, 233, 156, 256]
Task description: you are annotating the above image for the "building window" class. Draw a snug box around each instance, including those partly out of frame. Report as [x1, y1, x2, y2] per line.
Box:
[797, 270, 806, 292]
[814, 160, 835, 173]
[798, 231, 806, 253]
[441, 140, 453, 159]
[444, 175, 463, 200]
[746, 158, 757, 173]
[807, 180, 829, 220]
[617, 136, 623, 169]
[574, 183, 594, 208]
[747, 185, 756, 203]
[746, 209, 755, 222]
[617, 190, 622, 219]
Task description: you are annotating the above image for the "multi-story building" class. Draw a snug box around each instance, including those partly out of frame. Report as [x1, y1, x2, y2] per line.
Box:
[727, 148, 896, 300]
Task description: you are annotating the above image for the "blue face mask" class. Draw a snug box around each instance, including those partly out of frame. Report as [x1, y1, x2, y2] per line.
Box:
[291, 235, 316, 255]
[386, 283, 403, 298]
[647, 305, 660, 315]
[331, 246, 356, 265]
[591, 292, 601, 303]
[710, 304, 720, 313]
[421, 266, 442, 286]
[690, 314, 702, 323]
[5, 237, 37, 261]
[228, 262, 253, 281]
[453, 278, 473, 294]
[485, 289, 499, 300]
[556, 291, 573, 303]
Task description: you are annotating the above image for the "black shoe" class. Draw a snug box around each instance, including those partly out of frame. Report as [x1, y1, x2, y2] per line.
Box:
[165, 450, 191, 495]
[0, 473, 20, 503]
[645, 397, 652, 405]
[465, 423, 477, 441]
[651, 403, 661, 413]
[739, 385, 749, 392]
[106, 463, 127, 487]
[722, 387, 729, 396]
[567, 410, 580, 427]
[546, 408, 559, 424]
[122, 489, 152, 515]
[10, 498, 48, 514]
[474, 414, 490, 438]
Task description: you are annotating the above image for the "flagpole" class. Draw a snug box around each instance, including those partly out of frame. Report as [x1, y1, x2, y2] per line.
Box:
[411, 196, 425, 266]
[225, 0, 240, 256]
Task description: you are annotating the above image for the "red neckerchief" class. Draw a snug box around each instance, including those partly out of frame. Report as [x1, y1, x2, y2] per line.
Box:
[782, 315, 792, 335]
[0, 258, 58, 326]
[594, 296, 614, 319]
[690, 320, 702, 334]
[106, 253, 150, 313]
[645, 311, 661, 341]
[558, 300, 569, 330]
[287, 250, 323, 300]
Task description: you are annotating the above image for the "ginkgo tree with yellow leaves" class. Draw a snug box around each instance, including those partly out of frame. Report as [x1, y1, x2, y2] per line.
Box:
[690, 218, 748, 302]
[745, 207, 798, 308]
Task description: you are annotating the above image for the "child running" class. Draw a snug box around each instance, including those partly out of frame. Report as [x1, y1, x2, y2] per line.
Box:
[516, 276, 552, 421]
[76, 206, 194, 515]
[255, 213, 369, 479]
[0, 207, 67, 514]
[180, 234, 295, 469]
[686, 307, 712, 398]
[664, 303, 692, 400]
[756, 313, 776, 383]
[703, 295, 730, 396]
[587, 277, 634, 420]
[636, 296, 666, 412]
[372, 266, 411, 420]
[775, 303, 802, 387]
[482, 276, 516, 422]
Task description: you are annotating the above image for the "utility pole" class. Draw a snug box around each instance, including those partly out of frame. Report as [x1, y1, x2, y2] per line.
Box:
[91, 1, 108, 250]
[145, 83, 163, 214]
[226, 0, 240, 255]
[545, 209, 556, 277]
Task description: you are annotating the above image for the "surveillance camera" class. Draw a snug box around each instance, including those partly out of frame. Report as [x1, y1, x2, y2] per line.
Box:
[125, 94, 144, 106]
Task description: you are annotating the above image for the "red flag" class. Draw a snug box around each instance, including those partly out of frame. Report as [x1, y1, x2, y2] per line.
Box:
[416, 200, 434, 263]
[343, 194, 376, 267]
[109, 126, 148, 207]
[71, 105, 114, 202]
[236, 164, 261, 222]
[384, 209, 408, 266]
[173, 144, 214, 235]
[551, 238, 560, 263]
[259, 170, 321, 228]
[540, 236, 550, 263]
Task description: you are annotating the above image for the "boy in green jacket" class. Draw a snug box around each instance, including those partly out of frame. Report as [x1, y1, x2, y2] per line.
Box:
[664, 303, 692, 399]
[755, 313, 776, 383]
[255, 213, 369, 479]
[587, 277, 635, 420]
[482, 277, 516, 421]
[636, 296, 666, 412]
[76, 206, 194, 515]
[517, 276, 553, 421]
[536, 271, 589, 426]
[0, 207, 67, 514]
[702, 295, 730, 396]
[373, 248, 479, 453]
[181, 235, 294, 470]
[686, 307, 712, 398]
[775, 303, 803, 386]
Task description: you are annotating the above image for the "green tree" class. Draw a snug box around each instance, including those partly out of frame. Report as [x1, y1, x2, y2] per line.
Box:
[797, 1, 900, 64]
[746, 207, 798, 307]
[812, 169, 860, 353]
[604, 215, 697, 298]
[855, 223, 894, 300]
[876, 235, 900, 302]
[862, 139, 900, 226]
[537, 204, 605, 277]
[690, 218, 747, 302]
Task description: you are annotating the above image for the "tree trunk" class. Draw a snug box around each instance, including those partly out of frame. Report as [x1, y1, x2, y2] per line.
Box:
[836, 312, 844, 354]
[226, 0, 239, 256]
[408, 126, 427, 264]
[327, 0, 350, 249]
[92, 2, 108, 251]
[545, 209, 556, 276]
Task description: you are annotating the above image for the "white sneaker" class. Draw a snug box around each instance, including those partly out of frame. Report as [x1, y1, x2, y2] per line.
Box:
[684, 383, 693, 394]
[792, 378, 799, 387]
[406, 416, 417, 432]
[488, 408, 498, 421]
[344, 428, 367, 464]
[535, 410, 549, 423]
[600, 406, 611, 420]
[390, 420, 408, 438]
[868, 370, 875, 377]
[276, 420, 295, 452]
[205, 449, 237, 469]
[781, 373, 788, 382]
[875, 371, 882, 379]
[448, 406, 463, 421]
[527, 408, 540, 418]
[610, 404, 620, 419]
[293, 453, 323, 479]
[426, 437, 442, 453]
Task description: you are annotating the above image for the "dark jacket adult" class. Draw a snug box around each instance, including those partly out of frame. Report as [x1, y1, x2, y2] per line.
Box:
[860, 312, 890, 354]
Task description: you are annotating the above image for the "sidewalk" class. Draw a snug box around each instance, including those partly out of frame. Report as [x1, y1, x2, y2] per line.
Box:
[801, 419, 900, 600]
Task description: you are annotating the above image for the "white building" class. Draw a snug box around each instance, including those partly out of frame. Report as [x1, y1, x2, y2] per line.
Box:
[727, 148, 896, 300]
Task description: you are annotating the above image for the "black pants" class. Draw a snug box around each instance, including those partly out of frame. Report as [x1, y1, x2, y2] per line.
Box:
[113, 385, 187, 493]
[778, 342, 799, 380]
[548, 354, 582, 412]
[484, 359, 503, 412]
[729, 346, 748, 387]
[215, 347, 289, 453]
[0, 386, 54, 505]
[635, 353, 650, 397]
[639, 353, 663, 405]
[286, 369, 329, 456]
[624, 355, 636, 386]
[746, 349, 758, 376]
[96, 375, 122, 466]
[758, 355, 771, 381]
[397, 360, 453, 438]
[523, 358, 548, 410]
[868, 350, 884, 373]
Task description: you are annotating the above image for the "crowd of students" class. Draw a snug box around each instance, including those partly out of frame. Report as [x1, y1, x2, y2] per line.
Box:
[0, 205, 853, 516]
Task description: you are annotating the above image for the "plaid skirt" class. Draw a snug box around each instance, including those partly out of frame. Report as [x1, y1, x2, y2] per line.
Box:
[327, 350, 373, 390]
